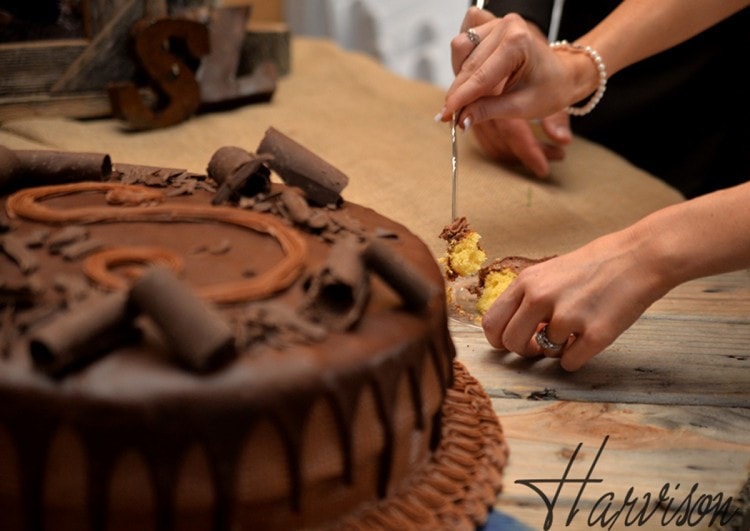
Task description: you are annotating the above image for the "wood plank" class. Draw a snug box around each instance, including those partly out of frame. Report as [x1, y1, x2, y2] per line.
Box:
[451, 271, 750, 408]
[82, 0, 132, 38]
[241, 22, 291, 77]
[487, 400, 750, 531]
[0, 40, 88, 95]
[453, 318, 750, 407]
[648, 270, 750, 319]
[0, 93, 112, 123]
[51, 0, 143, 93]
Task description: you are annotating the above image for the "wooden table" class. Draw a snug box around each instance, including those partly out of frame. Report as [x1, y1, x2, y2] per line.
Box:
[457, 269, 750, 530]
[2, 36, 748, 531]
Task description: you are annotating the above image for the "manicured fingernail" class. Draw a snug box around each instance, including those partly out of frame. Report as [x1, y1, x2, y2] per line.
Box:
[462, 116, 472, 130]
[434, 107, 447, 122]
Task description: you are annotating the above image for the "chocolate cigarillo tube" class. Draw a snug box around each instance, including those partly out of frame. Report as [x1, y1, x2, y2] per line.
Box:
[30, 293, 139, 378]
[0, 146, 112, 194]
[129, 266, 236, 373]
[257, 127, 349, 206]
[364, 239, 437, 312]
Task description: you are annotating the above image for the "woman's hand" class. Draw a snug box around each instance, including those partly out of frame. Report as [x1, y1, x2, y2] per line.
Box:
[471, 112, 572, 178]
[481, 227, 671, 371]
[439, 8, 599, 128]
[449, 8, 573, 177]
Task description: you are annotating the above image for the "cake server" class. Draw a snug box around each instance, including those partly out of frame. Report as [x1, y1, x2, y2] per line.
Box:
[451, 111, 458, 221]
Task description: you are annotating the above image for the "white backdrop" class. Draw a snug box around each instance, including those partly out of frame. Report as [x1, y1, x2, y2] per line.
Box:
[283, 0, 467, 88]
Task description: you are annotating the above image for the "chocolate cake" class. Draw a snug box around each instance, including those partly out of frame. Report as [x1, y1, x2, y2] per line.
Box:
[0, 132, 507, 530]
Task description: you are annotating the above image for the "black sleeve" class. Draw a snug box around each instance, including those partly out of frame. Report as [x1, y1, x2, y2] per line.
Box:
[482, 0, 554, 35]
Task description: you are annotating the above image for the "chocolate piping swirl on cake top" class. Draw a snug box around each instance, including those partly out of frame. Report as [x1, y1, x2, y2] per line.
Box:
[5, 182, 308, 304]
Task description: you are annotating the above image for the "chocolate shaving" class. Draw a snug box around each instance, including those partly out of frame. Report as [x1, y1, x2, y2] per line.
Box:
[114, 164, 191, 187]
[364, 239, 437, 312]
[0, 145, 111, 194]
[302, 235, 370, 331]
[53, 274, 92, 303]
[0, 277, 41, 307]
[257, 127, 349, 206]
[47, 226, 89, 254]
[129, 266, 236, 373]
[25, 229, 50, 248]
[1, 304, 13, 358]
[29, 293, 139, 378]
[0, 209, 10, 234]
[207, 146, 273, 205]
[209, 239, 232, 255]
[279, 187, 312, 225]
[307, 210, 330, 231]
[0, 234, 39, 274]
[61, 239, 106, 261]
[239, 301, 327, 349]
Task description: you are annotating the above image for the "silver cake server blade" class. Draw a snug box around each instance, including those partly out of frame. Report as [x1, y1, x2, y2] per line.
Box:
[451, 111, 458, 222]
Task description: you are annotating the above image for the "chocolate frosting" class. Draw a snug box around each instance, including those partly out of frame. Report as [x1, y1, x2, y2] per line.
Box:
[0, 158, 459, 530]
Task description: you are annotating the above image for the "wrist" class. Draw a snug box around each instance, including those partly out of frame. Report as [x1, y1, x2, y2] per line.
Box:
[627, 210, 691, 294]
[550, 40, 607, 116]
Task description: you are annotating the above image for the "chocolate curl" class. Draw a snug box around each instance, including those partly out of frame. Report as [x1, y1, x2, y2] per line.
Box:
[29, 293, 139, 378]
[364, 239, 438, 312]
[257, 127, 349, 206]
[207, 146, 273, 205]
[129, 266, 236, 373]
[0, 145, 112, 194]
[302, 235, 370, 331]
[0, 234, 39, 274]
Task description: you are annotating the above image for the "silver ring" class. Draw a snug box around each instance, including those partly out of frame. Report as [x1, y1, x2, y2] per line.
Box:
[535, 325, 564, 353]
[466, 28, 481, 47]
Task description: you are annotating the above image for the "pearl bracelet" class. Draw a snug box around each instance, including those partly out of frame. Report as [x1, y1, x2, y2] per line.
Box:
[549, 40, 607, 116]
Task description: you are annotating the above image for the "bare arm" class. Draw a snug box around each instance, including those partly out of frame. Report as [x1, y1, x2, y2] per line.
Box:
[482, 181, 750, 371]
[439, 0, 750, 126]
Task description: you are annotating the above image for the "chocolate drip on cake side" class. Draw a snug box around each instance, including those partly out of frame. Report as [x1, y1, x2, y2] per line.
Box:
[0, 141, 456, 530]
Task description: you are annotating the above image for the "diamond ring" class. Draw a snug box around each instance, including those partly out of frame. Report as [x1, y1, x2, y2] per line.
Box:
[466, 28, 481, 47]
[535, 325, 565, 353]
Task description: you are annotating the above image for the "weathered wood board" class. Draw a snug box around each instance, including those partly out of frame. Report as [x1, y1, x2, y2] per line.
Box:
[454, 270, 750, 529]
[0, 0, 290, 123]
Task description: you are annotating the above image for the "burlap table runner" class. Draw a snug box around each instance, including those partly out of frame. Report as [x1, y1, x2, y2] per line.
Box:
[0, 37, 683, 259]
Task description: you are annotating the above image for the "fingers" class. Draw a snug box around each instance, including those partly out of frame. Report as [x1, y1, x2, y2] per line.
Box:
[442, 16, 523, 122]
[540, 111, 572, 145]
[460, 6, 494, 33]
[480, 270, 613, 371]
[452, 8, 496, 75]
[481, 280, 523, 351]
[472, 118, 568, 177]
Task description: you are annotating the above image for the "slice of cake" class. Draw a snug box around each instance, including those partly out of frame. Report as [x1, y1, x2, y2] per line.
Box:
[439, 216, 487, 280]
[0, 135, 508, 530]
[439, 217, 549, 318]
[475, 256, 549, 315]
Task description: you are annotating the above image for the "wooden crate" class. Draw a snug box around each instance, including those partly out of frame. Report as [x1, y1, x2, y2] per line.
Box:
[0, 0, 289, 123]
